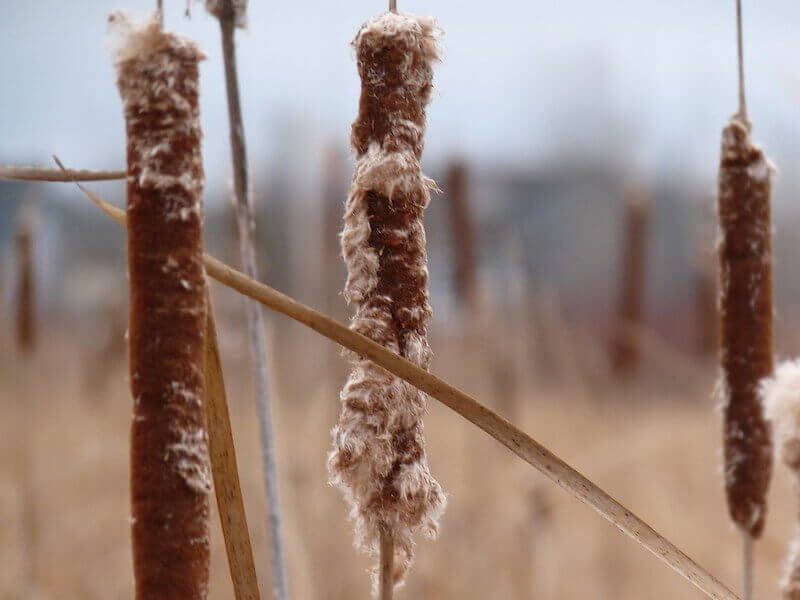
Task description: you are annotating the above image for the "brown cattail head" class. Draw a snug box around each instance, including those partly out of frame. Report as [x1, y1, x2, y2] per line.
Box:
[762, 361, 800, 598]
[610, 184, 648, 377]
[112, 16, 211, 599]
[444, 159, 479, 313]
[14, 207, 36, 354]
[329, 11, 446, 592]
[717, 116, 774, 537]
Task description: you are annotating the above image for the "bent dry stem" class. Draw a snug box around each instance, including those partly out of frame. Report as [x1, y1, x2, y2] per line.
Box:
[205, 301, 261, 600]
[62, 180, 739, 600]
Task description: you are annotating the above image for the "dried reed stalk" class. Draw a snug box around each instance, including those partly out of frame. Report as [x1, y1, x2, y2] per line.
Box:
[204, 2, 289, 597]
[205, 297, 261, 600]
[112, 17, 211, 598]
[0, 165, 125, 182]
[444, 159, 478, 313]
[63, 181, 740, 600]
[763, 360, 800, 599]
[328, 12, 446, 594]
[15, 211, 36, 354]
[717, 115, 774, 540]
[611, 185, 648, 376]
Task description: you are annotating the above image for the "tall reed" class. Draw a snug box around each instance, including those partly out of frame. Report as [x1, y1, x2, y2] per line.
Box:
[112, 16, 211, 598]
[328, 11, 446, 596]
[611, 185, 648, 377]
[15, 208, 36, 354]
[14, 202, 38, 600]
[444, 159, 478, 314]
[717, 12, 774, 595]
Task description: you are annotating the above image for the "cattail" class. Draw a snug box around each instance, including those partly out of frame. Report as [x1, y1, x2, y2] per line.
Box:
[717, 115, 774, 539]
[15, 208, 36, 354]
[762, 360, 800, 598]
[112, 16, 211, 599]
[610, 185, 648, 376]
[444, 159, 478, 313]
[328, 11, 446, 594]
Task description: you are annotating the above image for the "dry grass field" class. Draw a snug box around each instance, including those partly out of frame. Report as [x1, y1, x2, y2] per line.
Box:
[1, 292, 797, 600]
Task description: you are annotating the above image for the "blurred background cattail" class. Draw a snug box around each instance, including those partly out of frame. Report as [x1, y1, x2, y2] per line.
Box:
[444, 159, 479, 317]
[15, 206, 36, 355]
[610, 184, 648, 378]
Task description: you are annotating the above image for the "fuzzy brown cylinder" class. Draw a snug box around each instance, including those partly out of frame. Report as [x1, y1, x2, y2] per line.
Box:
[717, 117, 774, 537]
[113, 17, 211, 599]
[328, 12, 446, 592]
[611, 186, 648, 376]
[444, 160, 478, 312]
[15, 217, 35, 354]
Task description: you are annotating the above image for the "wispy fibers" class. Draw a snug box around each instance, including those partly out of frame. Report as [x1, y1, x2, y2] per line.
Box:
[328, 11, 446, 596]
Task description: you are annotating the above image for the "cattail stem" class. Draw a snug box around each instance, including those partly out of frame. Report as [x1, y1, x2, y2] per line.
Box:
[63, 181, 741, 600]
[736, 0, 747, 121]
[210, 2, 290, 598]
[112, 18, 211, 598]
[741, 531, 753, 600]
[380, 528, 394, 600]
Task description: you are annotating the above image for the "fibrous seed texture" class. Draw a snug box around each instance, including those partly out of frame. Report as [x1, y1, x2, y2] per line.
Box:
[328, 11, 446, 593]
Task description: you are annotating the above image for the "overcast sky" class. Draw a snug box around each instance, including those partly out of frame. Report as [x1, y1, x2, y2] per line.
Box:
[3, 1, 800, 190]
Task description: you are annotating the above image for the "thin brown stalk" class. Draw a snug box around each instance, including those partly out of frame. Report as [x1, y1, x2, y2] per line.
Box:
[15, 213, 36, 354]
[66, 180, 740, 600]
[207, 2, 289, 597]
[736, 0, 747, 121]
[380, 528, 394, 600]
[0, 165, 124, 182]
[205, 298, 261, 600]
[741, 531, 753, 600]
[445, 159, 479, 314]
